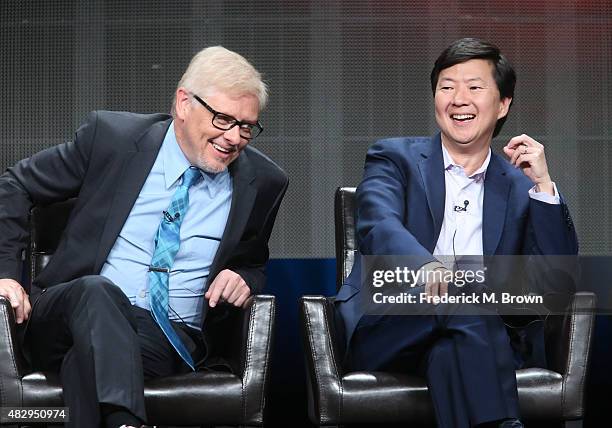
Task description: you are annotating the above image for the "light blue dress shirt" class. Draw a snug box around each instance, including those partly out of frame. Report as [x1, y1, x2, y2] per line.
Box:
[100, 122, 232, 329]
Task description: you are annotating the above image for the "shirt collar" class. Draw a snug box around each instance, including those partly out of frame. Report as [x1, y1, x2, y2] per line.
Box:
[441, 143, 491, 182]
[162, 121, 195, 189]
[162, 121, 230, 197]
[201, 169, 230, 198]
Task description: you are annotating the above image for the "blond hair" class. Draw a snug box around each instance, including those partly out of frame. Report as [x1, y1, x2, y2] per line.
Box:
[172, 46, 267, 116]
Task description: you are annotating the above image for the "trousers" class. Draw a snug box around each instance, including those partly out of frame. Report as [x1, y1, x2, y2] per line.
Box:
[348, 305, 520, 428]
[25, 275, 204, 427]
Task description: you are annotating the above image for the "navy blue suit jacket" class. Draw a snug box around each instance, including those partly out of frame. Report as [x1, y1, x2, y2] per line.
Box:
[336, 134, 578, 366]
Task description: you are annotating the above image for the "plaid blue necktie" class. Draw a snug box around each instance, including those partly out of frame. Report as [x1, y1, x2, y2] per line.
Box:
[148, 166, 201, 370]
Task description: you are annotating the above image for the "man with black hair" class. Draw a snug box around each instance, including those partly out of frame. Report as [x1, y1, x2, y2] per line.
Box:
[336, 38, 577, 427]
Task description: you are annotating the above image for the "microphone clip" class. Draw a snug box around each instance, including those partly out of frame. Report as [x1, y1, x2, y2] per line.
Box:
[453, 200, 469, 212]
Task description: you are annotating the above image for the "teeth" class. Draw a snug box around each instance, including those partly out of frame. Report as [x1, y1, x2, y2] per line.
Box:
[452, 114, 475, 120]
[213, 143, 230, 153]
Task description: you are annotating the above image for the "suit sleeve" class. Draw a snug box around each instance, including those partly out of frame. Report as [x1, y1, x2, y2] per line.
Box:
[521, 191, 579, 301]
[356, 141, 438, 269]
[232, 173, 288, 295]
[524, 196, 578, 256]
[0, 111, 97, 281]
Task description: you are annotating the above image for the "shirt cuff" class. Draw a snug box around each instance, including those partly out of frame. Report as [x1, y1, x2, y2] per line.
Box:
[528, 182, 560, 205]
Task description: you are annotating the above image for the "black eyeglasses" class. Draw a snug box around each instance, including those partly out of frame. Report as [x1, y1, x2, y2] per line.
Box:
[192, 94, 263, 140]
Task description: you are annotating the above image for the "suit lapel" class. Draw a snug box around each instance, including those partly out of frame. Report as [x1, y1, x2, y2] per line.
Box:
[483, 153, 511, 255]
[94, 119, 171, 272]
[208, 149, 258, 283]
[417, 134, 445, 249]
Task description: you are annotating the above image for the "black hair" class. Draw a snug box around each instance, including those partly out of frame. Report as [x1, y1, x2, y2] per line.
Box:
[430, 38, 516, 137]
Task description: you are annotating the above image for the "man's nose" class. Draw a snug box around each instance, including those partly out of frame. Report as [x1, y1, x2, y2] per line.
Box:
[223, 125, 242, 144]
[452, 85, 469, 105]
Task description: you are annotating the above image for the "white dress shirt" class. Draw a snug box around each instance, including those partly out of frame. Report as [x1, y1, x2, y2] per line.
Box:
[433, 144, 560, 268]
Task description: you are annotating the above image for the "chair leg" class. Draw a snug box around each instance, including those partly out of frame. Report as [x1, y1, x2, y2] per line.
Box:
[564, 420, 582, 428]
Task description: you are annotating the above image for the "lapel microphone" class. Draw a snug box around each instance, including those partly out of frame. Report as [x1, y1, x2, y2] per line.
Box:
[453, 200, 469, 212]
[163, 210, 180, 222]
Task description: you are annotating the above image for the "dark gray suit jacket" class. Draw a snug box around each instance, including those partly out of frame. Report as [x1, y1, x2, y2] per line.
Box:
[0, 111, 288, 332]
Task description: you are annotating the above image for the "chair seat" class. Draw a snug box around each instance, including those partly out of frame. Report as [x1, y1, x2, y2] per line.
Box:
[145, 372, 244, 425]
[22, 372, 63, 407]
[335, 368, 564, 424]
[341, 372, 432, 424]
[22, 370, 246, 425]
[516, 368, 563, 420]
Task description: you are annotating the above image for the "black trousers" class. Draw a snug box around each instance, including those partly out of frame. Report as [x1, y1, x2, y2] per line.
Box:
[25, 275, 205, 427]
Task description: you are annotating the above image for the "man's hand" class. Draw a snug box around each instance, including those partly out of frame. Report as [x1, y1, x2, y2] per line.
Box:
[424, 266, 451, 304]
[503, 134, 555, 195]
[205, 269, 251, 308]
[0, 278, 31, 323]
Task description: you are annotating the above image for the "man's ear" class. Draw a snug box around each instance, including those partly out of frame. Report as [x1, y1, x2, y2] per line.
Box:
[174, 88, 191, 120]
[498, 97, 512, 119]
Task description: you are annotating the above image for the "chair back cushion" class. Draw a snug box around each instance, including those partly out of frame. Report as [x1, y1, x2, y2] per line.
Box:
[29, 199, 76, 284]
[334, 187, 357, 291]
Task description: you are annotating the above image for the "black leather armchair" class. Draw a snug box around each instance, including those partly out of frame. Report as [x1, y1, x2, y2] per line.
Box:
[300, 187, 596, 428]
[0, 199, 275, 427]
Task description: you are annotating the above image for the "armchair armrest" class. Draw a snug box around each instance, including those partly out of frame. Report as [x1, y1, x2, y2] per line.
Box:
[300, 295, 344, 425]
[0, 296, 27, 406]
[545, 291, 596, 419]
[230, 294, 276, 425]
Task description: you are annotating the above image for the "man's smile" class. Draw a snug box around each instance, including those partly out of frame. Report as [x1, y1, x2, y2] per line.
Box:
[211, 142, 237, 156]
[451, 113, 476, 122]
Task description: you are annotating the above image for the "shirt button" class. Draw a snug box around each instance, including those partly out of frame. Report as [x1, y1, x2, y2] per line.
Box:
[139, 290, 146, 298]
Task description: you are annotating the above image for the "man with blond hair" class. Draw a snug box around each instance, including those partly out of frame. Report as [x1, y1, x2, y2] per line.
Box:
[0, 46, 288, 428]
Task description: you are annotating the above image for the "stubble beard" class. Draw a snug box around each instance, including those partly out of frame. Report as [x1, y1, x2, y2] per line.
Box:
[197, 154, 228, 174]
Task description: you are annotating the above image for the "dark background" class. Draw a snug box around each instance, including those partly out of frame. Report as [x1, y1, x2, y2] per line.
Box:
[1, 1, 611, 426]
